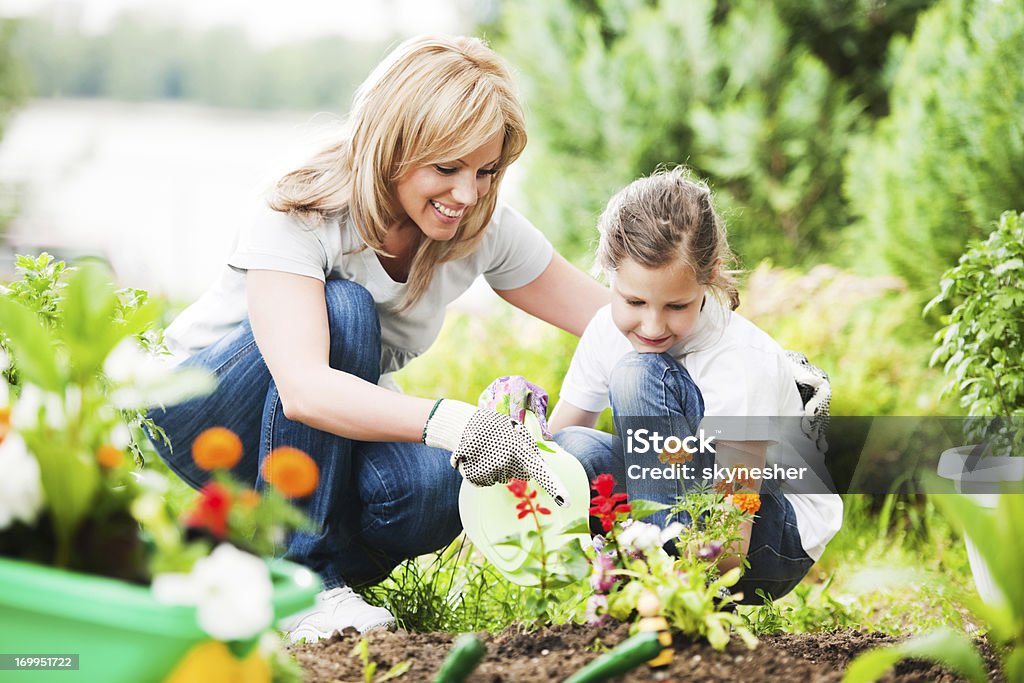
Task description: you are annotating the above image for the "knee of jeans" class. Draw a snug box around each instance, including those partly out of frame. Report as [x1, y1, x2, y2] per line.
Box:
[609, 351, 670, 400]
[357, 448, 462, 557]
[323, 279, 382, 382]
[609, 351, 702, 416]
[554, 427, 616, 483]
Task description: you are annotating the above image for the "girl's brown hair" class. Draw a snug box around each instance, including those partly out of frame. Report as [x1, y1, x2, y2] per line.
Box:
[596, 166, 740, 309]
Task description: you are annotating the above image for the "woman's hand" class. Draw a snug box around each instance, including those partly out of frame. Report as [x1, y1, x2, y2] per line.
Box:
[423, 399, 569, 506]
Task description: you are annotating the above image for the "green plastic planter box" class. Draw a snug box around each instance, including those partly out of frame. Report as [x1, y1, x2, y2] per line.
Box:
[0, 555, 319, 682]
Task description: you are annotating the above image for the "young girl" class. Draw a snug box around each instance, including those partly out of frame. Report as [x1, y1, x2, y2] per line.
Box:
[549, 167, 841, 602]
[151, 35, 607, 640]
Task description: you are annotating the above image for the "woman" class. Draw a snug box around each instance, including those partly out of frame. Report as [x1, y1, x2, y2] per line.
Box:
[150, 35, 607, 640]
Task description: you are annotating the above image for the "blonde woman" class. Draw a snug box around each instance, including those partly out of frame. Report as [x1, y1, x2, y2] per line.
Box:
[150, 35, 607, 640]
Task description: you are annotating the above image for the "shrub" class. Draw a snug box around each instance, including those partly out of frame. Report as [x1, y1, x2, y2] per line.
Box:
[845, 0, 1024, 294]
[925, 210, 1024, 418]
[496, 0, 926, 265]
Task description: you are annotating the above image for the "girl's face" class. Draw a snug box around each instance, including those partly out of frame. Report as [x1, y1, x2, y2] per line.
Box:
[394, 131, 504, 241]
[610, 257, 707, 354]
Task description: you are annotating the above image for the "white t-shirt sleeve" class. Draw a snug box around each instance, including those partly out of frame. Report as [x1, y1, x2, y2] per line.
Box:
[482, 203, 554, 290]
[228, 208, 331, 281]
[559, 307, 626, 413]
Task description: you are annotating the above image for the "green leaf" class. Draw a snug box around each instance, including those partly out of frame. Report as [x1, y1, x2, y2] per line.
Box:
[842, 628, 987, 683]
[60, 261, 124, 380]
[704, 614, 729, 651]
[0, 297, 65, 391]
[22, 431, 100, 567]
[558, 518, 592, 535]
[627, 498, 671, 521]
[933, 492, 1024, 615]
[992, 258, 1023, 277]
[380, 660, 411, 681]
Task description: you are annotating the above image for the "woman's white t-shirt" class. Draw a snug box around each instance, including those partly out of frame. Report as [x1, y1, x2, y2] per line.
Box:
[164, 201, 554, 380]
[559, 299, 842, 561]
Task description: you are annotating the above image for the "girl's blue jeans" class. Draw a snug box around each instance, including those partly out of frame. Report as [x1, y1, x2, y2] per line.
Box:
[554, 351, 814, 604]
[148, 279, 463, 589]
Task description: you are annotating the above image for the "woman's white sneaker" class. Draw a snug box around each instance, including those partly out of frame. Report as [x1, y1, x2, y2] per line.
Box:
[278, 586, 396, 643]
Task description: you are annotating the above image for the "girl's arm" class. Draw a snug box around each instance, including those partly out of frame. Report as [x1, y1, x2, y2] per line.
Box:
[549, 400, 601, 432]
[495, 252, 609, 336]
[713, 439, 769, 572]
[246, 268, 434, 442]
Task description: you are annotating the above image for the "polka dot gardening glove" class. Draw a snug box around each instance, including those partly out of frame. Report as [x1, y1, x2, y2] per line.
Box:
[784, 350, 831, 453]
[422, 399, 569, 506]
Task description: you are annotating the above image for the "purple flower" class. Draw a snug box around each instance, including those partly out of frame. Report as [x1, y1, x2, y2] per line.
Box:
[584, 594, 609, 626]
[697, 540, 724, 562]
[590, 552, 616, 594]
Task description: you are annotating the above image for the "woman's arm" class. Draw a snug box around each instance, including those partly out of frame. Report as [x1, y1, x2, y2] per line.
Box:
[246, 269, 434, 442]
[495, 252, 609, 336]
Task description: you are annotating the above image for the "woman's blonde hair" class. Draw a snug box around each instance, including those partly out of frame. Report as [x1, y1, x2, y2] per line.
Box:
[270, 35, 527, 309]
[596, 167, 741, 310]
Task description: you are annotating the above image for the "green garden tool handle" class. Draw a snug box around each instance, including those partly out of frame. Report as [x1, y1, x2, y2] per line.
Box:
[563, 632, 663, 683]
[433, 633, 487, 683]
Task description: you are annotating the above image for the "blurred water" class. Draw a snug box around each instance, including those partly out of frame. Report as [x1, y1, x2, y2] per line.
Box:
[0, 98, 514, 314]
[0, 99, 352, 300]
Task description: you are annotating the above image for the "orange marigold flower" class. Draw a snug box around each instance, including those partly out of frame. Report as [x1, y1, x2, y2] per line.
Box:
[0, 405, 10, 444]
[96, 444, 125, 469]
[262, 447, 319, 498]
[713, 479, 735, 496]
[192, 427, 243, 471]
[731, 492, 761, 515]
[657, 447, 693, 465]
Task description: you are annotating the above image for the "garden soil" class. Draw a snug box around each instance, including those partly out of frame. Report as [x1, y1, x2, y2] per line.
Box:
[292, 621, 1003, 682]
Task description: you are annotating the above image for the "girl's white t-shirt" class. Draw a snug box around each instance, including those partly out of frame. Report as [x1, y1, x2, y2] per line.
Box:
[559, 299, 842, 561]
[164, 201, 553, 380]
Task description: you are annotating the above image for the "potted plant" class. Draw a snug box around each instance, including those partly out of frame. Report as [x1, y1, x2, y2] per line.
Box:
[926, 209, 1024, 603]
[0, 255, 319, 682]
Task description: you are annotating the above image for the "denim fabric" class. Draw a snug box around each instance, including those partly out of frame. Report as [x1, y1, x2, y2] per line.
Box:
[553, 350, 812, 604]
[149, 279, 462, 588]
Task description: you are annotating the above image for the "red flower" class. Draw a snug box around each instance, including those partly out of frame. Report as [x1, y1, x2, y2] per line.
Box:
[507, 478, 552, 519]
[507, 478, 528, 499]
[185, 481, 232, 538]
[589, 474, 631, 532]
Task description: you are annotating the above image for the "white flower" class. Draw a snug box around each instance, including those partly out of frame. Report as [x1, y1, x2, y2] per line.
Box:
[109, 422, 131, 449]
[130, 468, 170, 493]
[104, 339, 214, 409]
[152, 544, 273, 641]
[618, 520, 686, 553]
[11, 384, 75, 430]
[0, 432, 45, 530]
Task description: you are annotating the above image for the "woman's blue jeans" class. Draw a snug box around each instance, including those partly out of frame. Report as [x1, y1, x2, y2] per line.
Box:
[553, 351, 813, 604]
[148, 280, 463, 589]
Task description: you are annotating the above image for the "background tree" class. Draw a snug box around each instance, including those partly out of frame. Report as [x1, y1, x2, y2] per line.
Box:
[845, 0, 1024, 295]
[494, 0, 933, 266]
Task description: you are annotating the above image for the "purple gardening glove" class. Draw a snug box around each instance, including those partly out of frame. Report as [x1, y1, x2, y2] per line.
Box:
[478, 375, 553, 440]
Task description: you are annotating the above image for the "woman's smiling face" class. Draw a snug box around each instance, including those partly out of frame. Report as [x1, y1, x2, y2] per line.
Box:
[394, 131, 504, 242]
